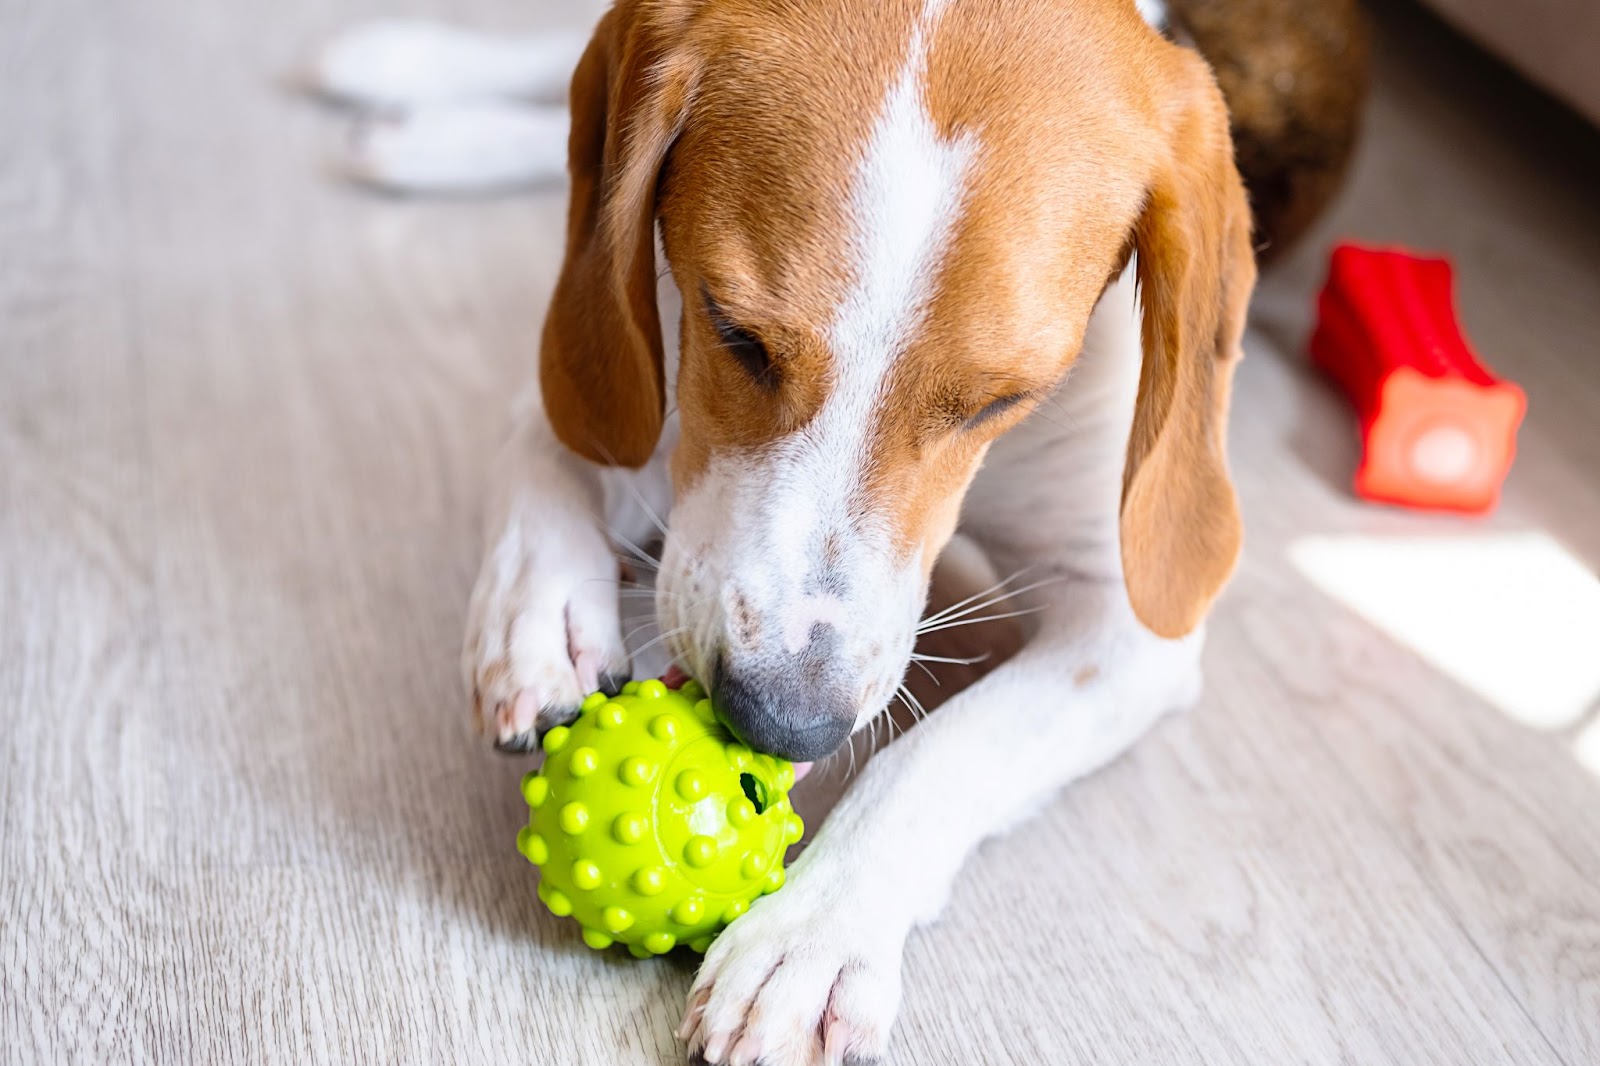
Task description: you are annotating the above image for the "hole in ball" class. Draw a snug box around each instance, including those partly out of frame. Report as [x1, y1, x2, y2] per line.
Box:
[739, 773, 768, 815]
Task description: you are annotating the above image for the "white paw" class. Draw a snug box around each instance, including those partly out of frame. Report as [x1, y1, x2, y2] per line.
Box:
[309, 18, 586, 108]
[342, 102, 568, 195]
[462, 515, 630, 752]
[680, 872, 906, 1066]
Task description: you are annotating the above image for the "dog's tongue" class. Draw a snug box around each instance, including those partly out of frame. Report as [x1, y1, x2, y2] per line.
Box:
[659, 666, 812, 782]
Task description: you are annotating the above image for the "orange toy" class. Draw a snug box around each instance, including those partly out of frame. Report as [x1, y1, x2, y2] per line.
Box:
[1311, 244, 1526, 514]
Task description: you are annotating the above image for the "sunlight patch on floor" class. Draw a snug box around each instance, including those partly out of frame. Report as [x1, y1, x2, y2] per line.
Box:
[1575, 715, 1600, 779]
[1290, 532, 1600, 731]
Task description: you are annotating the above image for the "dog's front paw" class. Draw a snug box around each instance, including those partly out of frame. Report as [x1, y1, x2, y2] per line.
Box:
[680, 874, 906, 1066]
[462, 516, 630, 753]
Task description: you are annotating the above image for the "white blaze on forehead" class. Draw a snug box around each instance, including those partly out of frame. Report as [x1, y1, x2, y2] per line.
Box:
[666, 4, 972, 701]
[757, 0, 977, 607]
[776, 0, 975, 567]
[829, 0, 976, 394]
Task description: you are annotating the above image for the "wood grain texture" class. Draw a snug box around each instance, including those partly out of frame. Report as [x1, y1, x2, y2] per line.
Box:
[2, 1, 1597, 1063]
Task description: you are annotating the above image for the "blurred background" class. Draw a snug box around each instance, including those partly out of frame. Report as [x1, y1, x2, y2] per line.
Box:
[2, 1, 1597, 1063]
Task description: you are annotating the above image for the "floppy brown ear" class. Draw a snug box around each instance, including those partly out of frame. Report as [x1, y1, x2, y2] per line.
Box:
[1121, 52, 1258, 639]
[540, 2, 695, 468]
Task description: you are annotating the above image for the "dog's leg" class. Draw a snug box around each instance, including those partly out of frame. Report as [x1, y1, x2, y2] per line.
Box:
[342, 102, 569, 195]
[466, 262, 681, 751]
[462, 389, 638, 752]
[682, 588, 1203, 1065]
[310, 20, 585, 194]
[310, 20, 588, 109]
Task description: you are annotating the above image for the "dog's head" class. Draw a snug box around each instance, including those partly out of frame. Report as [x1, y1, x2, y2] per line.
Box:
[540, 0, 1254, 761]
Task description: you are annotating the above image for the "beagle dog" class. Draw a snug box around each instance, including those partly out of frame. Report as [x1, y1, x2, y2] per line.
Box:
[317, 0, 1262, 1061]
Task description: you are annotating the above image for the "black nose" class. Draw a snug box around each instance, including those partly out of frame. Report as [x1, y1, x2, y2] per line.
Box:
[711, 663, 855, 762]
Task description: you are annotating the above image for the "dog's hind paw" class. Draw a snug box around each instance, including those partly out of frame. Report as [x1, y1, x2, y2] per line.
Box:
[308, 19, 586, 108]
[341, 102, 567, 195]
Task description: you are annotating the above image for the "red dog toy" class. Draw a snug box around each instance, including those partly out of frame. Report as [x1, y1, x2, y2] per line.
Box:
[1311, 244, 1526, 514]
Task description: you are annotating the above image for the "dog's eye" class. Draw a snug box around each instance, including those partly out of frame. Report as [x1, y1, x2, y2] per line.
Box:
[720, 324, 777, 389]
[706, 293, 778, 390]
[964, 393, 1028, 430]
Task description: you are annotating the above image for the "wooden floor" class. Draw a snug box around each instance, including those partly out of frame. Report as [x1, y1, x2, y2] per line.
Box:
[4, 2, 1598, 1063]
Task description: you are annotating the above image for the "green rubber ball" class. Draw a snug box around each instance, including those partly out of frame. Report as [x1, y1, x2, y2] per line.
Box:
[516, 678, 805, 957]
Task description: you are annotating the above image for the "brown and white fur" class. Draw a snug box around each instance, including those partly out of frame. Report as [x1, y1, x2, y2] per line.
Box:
[316, 1, 1261, 1062]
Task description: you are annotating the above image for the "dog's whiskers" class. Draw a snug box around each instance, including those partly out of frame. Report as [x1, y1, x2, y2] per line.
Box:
[623, 482, 671, 542]
[916, 605, 1044, 636]
[617, 588, 679, 601]
[895, 682, 928, 723]
[611, 541, 661, 572]
[583, 578, 677, 598]
[579, 437, 671, 544]
[623, 617, 666, 645]
[917, 574, 1062, 632]
[918, 566, 1038, 627]
[909, 651, 990, 666]
[604, 515, 664, 567]
[632, 627, 688, 659]
[892, 688, 911, 722]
